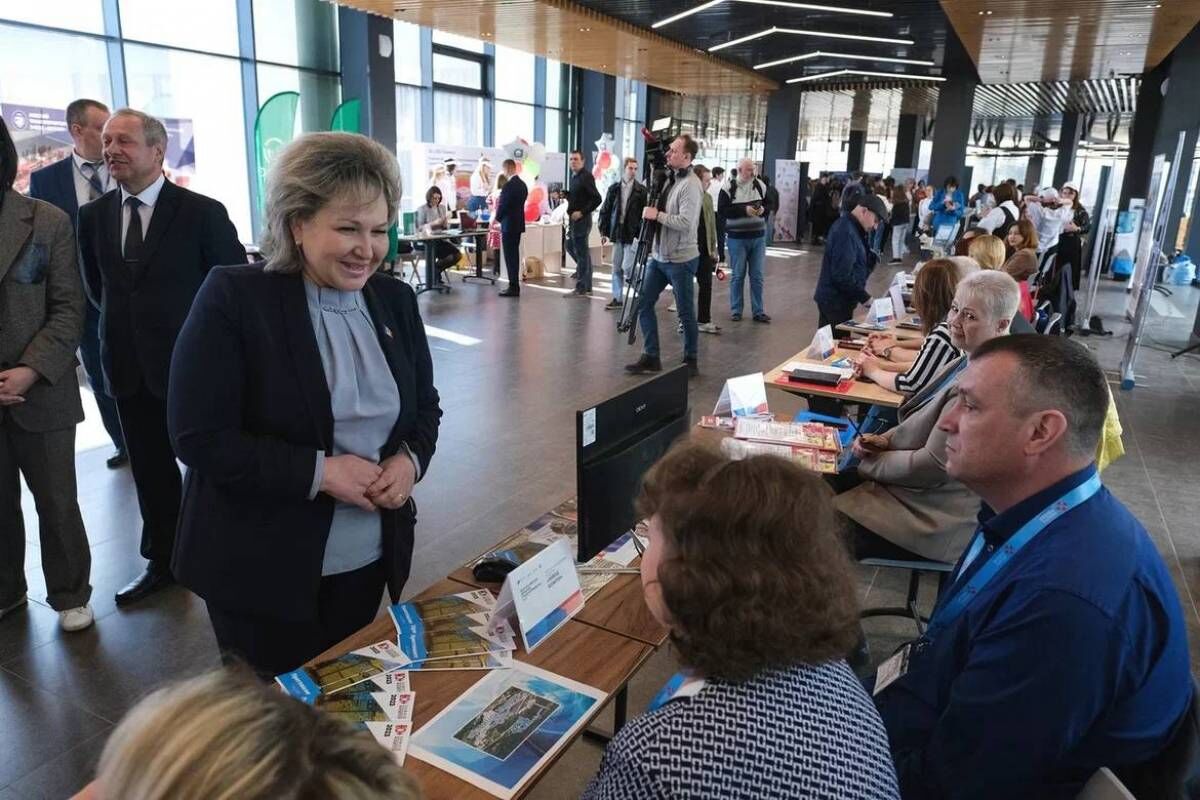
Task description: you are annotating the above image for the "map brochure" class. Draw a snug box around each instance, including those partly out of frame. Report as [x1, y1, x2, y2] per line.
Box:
[409, 661, 603, 799]
[275, 641, 408, 699]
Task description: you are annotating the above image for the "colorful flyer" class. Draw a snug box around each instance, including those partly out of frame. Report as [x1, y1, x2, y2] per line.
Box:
[409, 662, 603, 799]
[407, 651, 514, 672]
[389, 590, 515, 664]
[491, 538, 584, 653]
[713, 372, 770, 417]
[313, 689, 415, 722]
[363, 719, 413, 766]
[275, 641, 408, 699]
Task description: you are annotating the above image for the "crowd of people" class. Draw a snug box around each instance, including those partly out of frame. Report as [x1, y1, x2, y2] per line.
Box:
[2, 98, 1197, 800]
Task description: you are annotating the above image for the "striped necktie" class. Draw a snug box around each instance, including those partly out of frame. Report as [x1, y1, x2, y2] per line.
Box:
[82, 162, 105, 200]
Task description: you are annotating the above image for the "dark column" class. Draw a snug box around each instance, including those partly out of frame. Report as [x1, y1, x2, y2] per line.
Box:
[928, 27, 979, 187]
[894, 113, 922, 169]
[1052, 112, 1084, 188]
[1121, 21, 1200, 256]
[762, 84, 802, 183]
[338, 7, 396, 152]
[847, 130, 866, 173]
[1022, 117, 1050, 189]
[578, 69, 615, 169]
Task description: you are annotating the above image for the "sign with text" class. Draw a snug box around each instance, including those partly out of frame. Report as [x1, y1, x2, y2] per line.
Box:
[807, 324, 835, 359]
[490, 539, 583, 653]
[713, 372, 769, 417]
[871, 297, 896, 324]
[889, 283, 907, 320]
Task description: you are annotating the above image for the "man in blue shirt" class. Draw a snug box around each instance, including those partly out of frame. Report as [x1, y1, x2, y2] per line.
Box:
[875, 334, 1194, 799]
[813, 194, 885, 335]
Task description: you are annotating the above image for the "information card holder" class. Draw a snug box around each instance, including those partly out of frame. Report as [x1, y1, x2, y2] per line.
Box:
[489, 539, 584, 653]
[871, 297, 895, 324]
[889, 283, 907, 319]
[806, 325, 835, 360]
[713, 372, 770, 417]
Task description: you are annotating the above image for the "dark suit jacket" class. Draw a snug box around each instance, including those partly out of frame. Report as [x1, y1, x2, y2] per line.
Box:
[0, 192, 85, 433]
[168, 265, 442, 621]
[77, 179, 246, 399]
[28, 157, 80, 225]
[598, 179, 648, 244]
[495, 174, 528, 235]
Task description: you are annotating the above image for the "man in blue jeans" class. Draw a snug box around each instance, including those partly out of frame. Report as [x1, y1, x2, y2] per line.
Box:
[718, 158, 771, 323]
[564, 149, 602, 297]
[625, 135, 703, 378]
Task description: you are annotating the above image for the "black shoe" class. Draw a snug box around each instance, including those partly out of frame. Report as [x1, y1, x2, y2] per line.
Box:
[604, 299, 622, 310]
[682, 357, 699, 378]
[115, 565, 175, 606]
[730, 313, 742, 322]
[106, 450, 128, 469]
[890, 258, 903, 264]
[498, 288, 520, 297]
[625, 354, 662, 374]
[753, 313, 772, 324]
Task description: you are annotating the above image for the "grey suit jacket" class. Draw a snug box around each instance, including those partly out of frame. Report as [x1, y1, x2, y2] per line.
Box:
[834, 359, 980, 563]
[0, 191, 85, 432]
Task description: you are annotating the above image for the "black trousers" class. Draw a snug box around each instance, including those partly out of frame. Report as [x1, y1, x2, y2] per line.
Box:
[208, 559, 387, 677]
[697, 253, 714, 324]
[715, 218, 726, 262]
[501, 228, 522, 291]
[116, 383, 182, 566]
[817, 300, 857, 339]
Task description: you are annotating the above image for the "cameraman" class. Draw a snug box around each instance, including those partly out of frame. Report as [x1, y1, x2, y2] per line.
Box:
[625, 134, 703, 378]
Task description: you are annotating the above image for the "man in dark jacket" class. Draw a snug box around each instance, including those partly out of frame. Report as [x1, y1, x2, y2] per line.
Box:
[598, 156, 647, 310]
[496, 159, 528, 298]
[564, 149, 602, 296]
[814, 194, 886, 334]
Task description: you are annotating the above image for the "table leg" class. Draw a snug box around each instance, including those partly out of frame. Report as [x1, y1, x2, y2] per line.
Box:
[416, 242, 449, 295]
[583, 683, 628, 744]
[462, 233, 496, 285]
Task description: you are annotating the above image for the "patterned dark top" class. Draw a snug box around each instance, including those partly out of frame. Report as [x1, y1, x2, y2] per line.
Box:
[582, 660, 899, 800]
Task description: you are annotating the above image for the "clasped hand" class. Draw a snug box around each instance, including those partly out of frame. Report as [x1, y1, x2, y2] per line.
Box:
[320, 453, 416, 512]
[0, 366, 37, 406]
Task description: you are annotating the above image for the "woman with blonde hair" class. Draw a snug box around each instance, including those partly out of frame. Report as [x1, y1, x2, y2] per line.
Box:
[73, 668, 420, 800]
[169, 132, 442, 675]
[967, 233, 1006, 270]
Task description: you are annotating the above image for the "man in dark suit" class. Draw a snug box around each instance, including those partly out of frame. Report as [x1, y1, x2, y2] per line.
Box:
[78, 108, 246, 605]
[28, 98, 127, 469]
[495, 158, 528, 298]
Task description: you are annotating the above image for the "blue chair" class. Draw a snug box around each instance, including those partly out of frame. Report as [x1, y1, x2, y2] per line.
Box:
[792, 410, 857, 450]
[860, 557, 955, 635]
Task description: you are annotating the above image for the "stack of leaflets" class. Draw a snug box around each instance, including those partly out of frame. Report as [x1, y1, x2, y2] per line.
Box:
[389, 589, 517, 671]
[275, 646, 416, 764]
[470, 499, 644, 600]
[727, 418, 841, 473]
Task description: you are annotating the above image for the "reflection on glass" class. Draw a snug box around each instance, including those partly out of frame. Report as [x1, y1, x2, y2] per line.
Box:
[253, 0, 338, 71]
[119, 0, 240, 56]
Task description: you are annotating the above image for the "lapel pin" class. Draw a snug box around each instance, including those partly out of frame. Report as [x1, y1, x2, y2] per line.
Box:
[384, 325, 394, 339]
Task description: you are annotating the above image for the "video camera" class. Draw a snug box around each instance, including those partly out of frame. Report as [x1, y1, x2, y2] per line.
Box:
[642, 116, 675, 173]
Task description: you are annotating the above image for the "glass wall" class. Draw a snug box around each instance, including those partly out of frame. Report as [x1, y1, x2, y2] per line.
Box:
[657, 93, 767, 173]
[494, 44, 536, 144]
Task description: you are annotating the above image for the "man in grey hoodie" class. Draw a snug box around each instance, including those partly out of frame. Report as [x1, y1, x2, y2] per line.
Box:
[625, 134, 703, 378]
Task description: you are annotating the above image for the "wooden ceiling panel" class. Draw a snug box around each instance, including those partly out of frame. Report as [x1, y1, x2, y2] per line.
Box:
[940, 0, 1200, 83]
[331, 0, 778, 95]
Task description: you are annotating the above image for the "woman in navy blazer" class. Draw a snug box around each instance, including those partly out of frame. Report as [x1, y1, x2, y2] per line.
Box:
[168, 133, 441, 675]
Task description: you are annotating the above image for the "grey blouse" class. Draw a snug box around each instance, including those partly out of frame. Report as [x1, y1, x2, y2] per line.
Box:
[304, 278, 402, 576]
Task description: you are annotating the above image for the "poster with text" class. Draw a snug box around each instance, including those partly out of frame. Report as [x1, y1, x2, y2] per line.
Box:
[773, 159, 801, 243]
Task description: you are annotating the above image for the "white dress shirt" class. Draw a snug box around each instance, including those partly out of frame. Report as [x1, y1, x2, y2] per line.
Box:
[119, 173, 166, 257]
[71, 150, 110, 208]
[469, 167, 492, 197]
[435, 175, 457, 213]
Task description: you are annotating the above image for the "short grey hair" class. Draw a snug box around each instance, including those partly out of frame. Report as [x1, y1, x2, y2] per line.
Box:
[955, 270, 1019, 324]
[261, 132, 401, 274]
[110, 108, 167, 150]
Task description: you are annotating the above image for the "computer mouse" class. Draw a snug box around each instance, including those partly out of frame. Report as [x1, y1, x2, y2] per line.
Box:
[472, 557, 518, 584]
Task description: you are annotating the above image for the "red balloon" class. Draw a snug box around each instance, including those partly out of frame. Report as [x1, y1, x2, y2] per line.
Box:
[528, 186, 546, 204]
[524, 200, 540, 222]
[597, 151, 613, 169]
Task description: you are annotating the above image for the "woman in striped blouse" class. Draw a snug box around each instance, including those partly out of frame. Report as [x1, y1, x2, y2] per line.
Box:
[856, 259, 962, 396]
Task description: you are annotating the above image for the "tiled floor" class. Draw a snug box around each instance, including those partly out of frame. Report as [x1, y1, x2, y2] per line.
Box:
[3, 246, 1199, 798]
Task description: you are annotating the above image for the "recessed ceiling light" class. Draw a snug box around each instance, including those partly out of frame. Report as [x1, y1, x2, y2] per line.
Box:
[755, 50, 935, 69]
[653, 0, 891, 29]
[977, 9, 993, 14]
[709, 26, 914, 51]
[785, 68, 946, 83]
[579, 27, 591, 32]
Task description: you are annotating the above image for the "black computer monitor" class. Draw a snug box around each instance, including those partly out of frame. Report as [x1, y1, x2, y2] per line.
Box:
[575, 366, 690, 563]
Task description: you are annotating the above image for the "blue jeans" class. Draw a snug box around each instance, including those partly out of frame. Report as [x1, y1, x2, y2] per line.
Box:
[566, 217, 593, 292]
[466, 195, 488, 214]
[610, 238, 638, 300]
[639, 257, 698, 360]
[727, 234, 766, 317]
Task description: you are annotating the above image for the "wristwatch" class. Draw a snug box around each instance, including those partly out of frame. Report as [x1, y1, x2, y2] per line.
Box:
[882, 346, 894, 360]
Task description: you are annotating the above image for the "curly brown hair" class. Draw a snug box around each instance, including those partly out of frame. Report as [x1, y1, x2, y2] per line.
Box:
[636, 440, 860, 682]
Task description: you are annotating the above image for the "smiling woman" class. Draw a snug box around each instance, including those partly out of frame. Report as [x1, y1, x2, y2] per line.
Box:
[167, 132, 443, 677]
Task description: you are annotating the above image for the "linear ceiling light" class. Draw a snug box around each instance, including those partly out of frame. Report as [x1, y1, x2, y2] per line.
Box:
[654, 0, 891, 29]
[785, 68, 946, 83]
[755, 50, 936, 69]
[710, 26, 914, 51]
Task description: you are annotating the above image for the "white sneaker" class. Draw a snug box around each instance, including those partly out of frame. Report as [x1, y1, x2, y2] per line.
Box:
[0, 594, 27, 620]
[699, 322, 722, 335]
[59, 605, 94, 632]
[667, 303, 677, 312]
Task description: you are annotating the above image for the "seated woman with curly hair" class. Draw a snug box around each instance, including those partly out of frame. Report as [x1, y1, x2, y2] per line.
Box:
[582, 440, 899, 800]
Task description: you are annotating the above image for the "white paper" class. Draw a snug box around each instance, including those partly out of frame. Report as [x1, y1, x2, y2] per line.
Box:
[364, 719, 413, 766]
[889, 283, 907, 319]
[806, 324, 835, 359]
[581, 407, 597, 447]
[492, 539, 584, 653]
[713, 372, 769, 417]
[871, 297, 895, 323]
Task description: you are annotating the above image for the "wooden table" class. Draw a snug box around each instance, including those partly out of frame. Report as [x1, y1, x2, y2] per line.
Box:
[837, 311, 925, 341]
[308, 576, 653, 800]
[765, 346, 904, 408]
[398, 228, 489, 295]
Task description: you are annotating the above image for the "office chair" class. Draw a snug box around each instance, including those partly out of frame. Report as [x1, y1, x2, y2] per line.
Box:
[859, 557, 955, 635]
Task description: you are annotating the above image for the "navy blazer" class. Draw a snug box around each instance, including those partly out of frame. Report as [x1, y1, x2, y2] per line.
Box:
[28, 157, 80, 225]
[168, 264, 442, 621]
[496, 174, 528, 235]
[78, 179, 246, 400]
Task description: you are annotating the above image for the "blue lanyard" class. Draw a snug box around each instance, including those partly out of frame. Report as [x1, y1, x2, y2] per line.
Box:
[926, 473, 1102, 639]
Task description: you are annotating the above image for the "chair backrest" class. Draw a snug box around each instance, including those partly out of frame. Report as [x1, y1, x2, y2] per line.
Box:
[1076, 768, 1135, 800]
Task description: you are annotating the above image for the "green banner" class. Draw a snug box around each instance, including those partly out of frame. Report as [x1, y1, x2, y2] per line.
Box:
[254, 91, 300, 216]
[329, 98, 362, 134]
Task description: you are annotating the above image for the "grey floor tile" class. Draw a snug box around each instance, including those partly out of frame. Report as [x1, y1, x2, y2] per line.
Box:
[7, 729, 110, 800]
[0, 669, 109, 788]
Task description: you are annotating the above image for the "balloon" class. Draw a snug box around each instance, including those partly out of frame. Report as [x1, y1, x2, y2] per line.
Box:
[597, 151, 613, 170]
[528, 185, 546, 204]
[522, 157, 541, 181]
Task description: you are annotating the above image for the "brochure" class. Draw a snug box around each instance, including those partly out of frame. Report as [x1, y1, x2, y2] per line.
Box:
[389, 590, 516, 664]
[733, 418, 841, 452]
[275, 641, 409, 699]
[313, 689, 415, 723]
[363, 720, 413, 766]
[407, 651, 514, 672]
[720, 437, 838, 473]
[410, 662, 604, 799]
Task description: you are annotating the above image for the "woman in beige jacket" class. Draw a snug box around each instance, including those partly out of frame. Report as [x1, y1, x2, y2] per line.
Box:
[835, 271, 1021, 563]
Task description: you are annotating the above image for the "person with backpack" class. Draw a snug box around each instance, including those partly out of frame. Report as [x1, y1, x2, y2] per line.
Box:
[974, 181, 1020, 245]
[718, 158, 771, 323]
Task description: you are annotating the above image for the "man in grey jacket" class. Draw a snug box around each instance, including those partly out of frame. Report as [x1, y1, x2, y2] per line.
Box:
[626, 135, 703, 377]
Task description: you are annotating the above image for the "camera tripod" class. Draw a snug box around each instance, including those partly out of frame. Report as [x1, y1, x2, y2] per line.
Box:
[616, 167, 671, 344]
